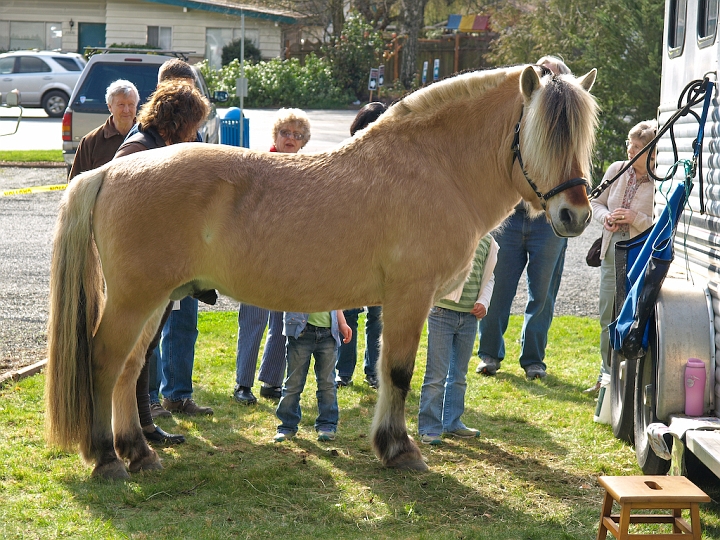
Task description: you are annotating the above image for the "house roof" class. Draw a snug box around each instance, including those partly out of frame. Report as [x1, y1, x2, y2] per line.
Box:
[141, 0, 301, 24]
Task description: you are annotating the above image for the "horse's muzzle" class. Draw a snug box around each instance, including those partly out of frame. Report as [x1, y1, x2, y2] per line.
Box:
[548, 203, 592, 238]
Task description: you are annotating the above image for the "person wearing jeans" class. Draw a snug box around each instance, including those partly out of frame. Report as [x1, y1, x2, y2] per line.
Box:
[150, 296, 211, 415]
[335, 305, 382, 388]
[419, 234, 498, 445]
[274, 311, 351, 442]
[476, 205, 566, 380]
[233, 108, 312, 405]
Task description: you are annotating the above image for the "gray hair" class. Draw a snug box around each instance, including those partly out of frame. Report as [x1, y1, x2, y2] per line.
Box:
[105, 79, 139, 106]
[628, 119, 658, 145]
[272, 108, 311, 143]
[536, 55, 572, 75]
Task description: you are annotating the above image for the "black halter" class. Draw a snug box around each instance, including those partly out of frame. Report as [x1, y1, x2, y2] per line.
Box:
[511, 107, 589, 209]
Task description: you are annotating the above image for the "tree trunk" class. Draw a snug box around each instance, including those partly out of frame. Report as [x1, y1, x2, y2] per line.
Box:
[399, 0, 428, 88]
[329, 0, 345, 37]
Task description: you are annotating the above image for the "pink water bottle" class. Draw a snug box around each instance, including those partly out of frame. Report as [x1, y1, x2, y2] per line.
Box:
[685, 358, 706, 417]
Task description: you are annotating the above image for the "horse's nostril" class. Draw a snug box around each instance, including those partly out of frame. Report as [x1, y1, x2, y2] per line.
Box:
[560, 208, 573, 224]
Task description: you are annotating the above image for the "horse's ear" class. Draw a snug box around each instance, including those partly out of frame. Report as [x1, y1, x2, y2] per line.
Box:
[577, 68, 597, 92]
[520, 65, 541, 100]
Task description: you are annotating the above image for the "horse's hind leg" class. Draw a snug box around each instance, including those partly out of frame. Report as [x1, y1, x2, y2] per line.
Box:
[371, 294, 431, 471]
[88, 303, 162, 479]
[112, 307, 167, 473]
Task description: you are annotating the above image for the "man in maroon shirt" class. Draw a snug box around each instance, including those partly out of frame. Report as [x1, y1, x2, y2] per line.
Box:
[67, 79, 139, 180]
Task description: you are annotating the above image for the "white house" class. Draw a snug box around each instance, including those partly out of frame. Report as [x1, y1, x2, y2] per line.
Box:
[0, 0, 304, 67]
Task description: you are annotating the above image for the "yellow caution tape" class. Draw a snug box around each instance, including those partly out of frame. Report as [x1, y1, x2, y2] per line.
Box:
[1, 184, 67, 197]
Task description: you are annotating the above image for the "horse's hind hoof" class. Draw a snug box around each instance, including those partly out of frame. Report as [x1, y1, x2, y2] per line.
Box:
[91, 459, 130, 480]
[128, 452, 163, 473]
[386, 452, 429, 471]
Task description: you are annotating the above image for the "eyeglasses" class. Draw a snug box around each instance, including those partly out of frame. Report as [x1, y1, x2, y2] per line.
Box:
[279, 129, 305, 140]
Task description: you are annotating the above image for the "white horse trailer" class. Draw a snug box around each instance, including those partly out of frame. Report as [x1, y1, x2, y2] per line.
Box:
[610, 0, 720, 478]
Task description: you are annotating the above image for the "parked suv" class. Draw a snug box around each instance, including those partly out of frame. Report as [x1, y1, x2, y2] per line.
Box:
[0, 50, 86, 117]
[62, 50, 228, 170]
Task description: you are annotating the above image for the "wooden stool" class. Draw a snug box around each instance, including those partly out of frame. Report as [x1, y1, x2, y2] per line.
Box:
[597, 476, 709, 540]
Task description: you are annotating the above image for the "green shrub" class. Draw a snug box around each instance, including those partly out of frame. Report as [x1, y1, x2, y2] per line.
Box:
[221, 38, 262, 65]
[323, 11, 385, 101]
[197, 55, 352, 109]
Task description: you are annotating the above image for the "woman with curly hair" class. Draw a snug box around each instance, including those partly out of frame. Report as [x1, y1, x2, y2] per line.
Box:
[114, 79, 210, 449]
[116, 79, 210, 157]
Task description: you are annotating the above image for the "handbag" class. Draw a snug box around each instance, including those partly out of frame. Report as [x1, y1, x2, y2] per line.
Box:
[586, 236, 602, 267]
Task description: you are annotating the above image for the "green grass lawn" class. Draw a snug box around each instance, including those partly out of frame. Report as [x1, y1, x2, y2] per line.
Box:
[0, 149, 63, 162]
[1, 313, 719, 539]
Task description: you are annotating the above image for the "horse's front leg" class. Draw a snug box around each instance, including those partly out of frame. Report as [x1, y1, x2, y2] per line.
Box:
[371, 292, 432, 471]
[112, 307, 167, 473]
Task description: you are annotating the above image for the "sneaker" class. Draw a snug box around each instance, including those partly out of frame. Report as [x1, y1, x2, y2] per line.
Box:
[150, 401, 171, 419]
[233, 386, 257, 405]
[273, 432, 294, 443]
[364, 374, 379, 389]
[445, 427, 480, 439]
[335, 375, 352, 387]
[259, 384, 282, 399]
[525, 364, 547, 380]
[317, 430, 336, 441]
[162, 397, 214, 415]
[420, 433, 443, 445]
[476, 356, 500, 376]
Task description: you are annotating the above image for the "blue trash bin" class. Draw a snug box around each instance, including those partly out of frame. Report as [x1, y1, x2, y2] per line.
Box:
[220, 107, 249, 148]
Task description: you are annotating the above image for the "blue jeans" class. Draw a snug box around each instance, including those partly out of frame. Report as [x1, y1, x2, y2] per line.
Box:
[276, 325, 339, 435]
[235, 304, 286, 388]
[478, 208, 567, 370]
[336, 306, 382, 379]
[149, 296, 198, 402]
[419, 307, 477, 435]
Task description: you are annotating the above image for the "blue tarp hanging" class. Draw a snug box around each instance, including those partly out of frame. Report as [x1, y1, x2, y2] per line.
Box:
[608, 182, 691, 359]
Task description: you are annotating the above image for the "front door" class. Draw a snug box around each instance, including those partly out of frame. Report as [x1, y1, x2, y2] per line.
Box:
[78, 23, 106, 54]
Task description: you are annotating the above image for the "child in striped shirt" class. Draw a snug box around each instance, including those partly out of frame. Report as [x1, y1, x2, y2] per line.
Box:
[418, 234, 499, 445]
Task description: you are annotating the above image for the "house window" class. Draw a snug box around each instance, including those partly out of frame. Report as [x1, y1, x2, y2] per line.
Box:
[0, 20, 62, 50]
[147, 26, 171, 50]
[698, 0, 718, 48]
[668, 0, 687, 58]
[205, 27, 260, 69]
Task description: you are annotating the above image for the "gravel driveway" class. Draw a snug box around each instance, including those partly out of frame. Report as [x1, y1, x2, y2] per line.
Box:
[0, 166, 601, 377]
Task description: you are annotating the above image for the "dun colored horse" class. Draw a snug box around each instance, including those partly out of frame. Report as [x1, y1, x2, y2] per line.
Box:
[46, 65, 598, 479]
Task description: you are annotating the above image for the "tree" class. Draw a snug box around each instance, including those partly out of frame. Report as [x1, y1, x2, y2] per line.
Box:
[323, 11, 385, 100]
[221, 39, 262, 65]
[353, 0, 399, 30]
[399, 0, 430, 88]
[486, 0, 664, 180]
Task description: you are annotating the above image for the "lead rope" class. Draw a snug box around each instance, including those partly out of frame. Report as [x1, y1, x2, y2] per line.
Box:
[589, 76, 714, 214]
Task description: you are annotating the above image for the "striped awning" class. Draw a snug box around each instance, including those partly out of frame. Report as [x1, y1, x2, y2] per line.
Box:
[446, 14, 489, 32]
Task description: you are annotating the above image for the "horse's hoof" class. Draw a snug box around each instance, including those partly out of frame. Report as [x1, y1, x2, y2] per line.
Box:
[91, 459, 130, 480]
[128, 451, 163, 473]
[386, 452, 429, 471]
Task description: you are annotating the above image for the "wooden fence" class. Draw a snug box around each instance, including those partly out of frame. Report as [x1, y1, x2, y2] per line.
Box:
[285, 32, 496, 85]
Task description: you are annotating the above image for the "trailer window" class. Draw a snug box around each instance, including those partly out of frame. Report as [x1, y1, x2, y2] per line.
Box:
[668, 0, 687, 58]
[698, 0, 718, 48]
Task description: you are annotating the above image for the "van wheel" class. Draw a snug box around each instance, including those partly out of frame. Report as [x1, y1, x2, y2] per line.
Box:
[610, 347, 636, 444]
[42, 90, 68, 118]
[634, 322, 670, 475]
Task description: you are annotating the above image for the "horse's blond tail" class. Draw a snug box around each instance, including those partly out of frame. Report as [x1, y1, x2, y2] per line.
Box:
[45, 168, 106, 459]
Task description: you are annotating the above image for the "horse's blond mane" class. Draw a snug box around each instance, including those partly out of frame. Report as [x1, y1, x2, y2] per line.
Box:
[385, 66, 518, 120]
[521, 72, 599, 185]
